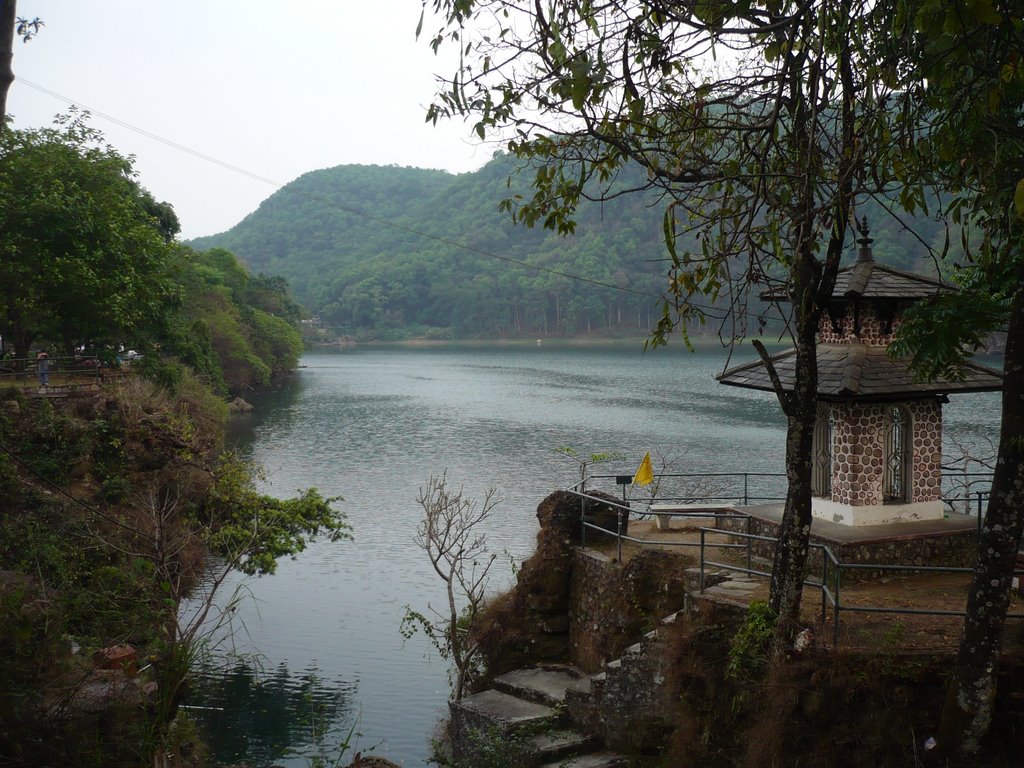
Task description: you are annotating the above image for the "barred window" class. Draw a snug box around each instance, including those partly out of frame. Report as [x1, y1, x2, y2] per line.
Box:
[812, 403, 833, 498]
[884, 406, 911, 502]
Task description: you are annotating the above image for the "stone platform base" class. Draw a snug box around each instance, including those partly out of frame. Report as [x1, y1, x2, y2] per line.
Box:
[812, 497, 944, 526]
[718, 504, 978, 582]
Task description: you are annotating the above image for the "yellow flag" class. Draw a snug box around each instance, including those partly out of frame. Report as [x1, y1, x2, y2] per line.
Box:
[633, 451, 653, 486]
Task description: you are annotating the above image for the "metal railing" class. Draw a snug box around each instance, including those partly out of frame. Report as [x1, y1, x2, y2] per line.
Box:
[588, 470, 788, 508]
[585, 468, 996, 524]
[570, 483, 754, 564]
[0, 355, 117, 389]
[567, 475, 1022, 650]
[942, 471, 994, 520]
[698, 526, 1024, 649]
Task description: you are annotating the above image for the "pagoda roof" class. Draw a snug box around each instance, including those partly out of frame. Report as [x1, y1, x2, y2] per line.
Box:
[717, 343, 1002, 400]
[832, 260, 948, 301]
[761, 218, 951, 303]
[761, 261, 949, 303]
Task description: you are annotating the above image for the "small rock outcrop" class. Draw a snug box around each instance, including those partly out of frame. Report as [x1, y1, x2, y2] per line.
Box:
[227, 397, 254, 414]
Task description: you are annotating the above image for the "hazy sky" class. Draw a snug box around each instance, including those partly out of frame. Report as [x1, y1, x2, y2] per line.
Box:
[8, 1, 491, 239]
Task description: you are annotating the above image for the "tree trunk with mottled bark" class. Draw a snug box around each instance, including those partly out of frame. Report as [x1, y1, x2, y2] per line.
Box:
[0, 1, 15, 130]
[938, 268, 1024, 755]
[768, 322, 819, 638]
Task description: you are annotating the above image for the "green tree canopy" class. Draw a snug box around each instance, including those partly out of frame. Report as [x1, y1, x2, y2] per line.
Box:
[884, 0, 1024, 754]
[0, 111, 177, 357]
[191, 158, 945, 341]
[149, 245, 305, 395]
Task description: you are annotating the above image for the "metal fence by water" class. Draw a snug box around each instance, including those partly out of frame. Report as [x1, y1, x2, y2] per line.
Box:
[568, 470, 1021, 650]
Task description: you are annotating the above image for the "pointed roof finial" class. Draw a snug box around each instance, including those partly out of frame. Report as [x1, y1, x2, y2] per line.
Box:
[856, 216, 874, 263]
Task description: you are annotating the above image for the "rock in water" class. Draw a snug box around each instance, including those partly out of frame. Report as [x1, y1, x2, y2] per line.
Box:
[228, 397, 254, 414]
[345, 753, 401, 768]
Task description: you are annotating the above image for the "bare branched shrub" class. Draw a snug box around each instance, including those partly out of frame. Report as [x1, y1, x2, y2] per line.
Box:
[402, 473, 499, 701]
[942, 433, 996, 516]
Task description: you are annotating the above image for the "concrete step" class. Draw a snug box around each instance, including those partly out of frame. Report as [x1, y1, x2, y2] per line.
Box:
[537, 752, 629, 768]
[625, 640, 644, 655]
[493, 665, 592, 707]
[453, 689, 558, 736]
[700, 574, 766, 609]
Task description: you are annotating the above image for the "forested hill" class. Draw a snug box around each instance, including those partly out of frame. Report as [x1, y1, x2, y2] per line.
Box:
[190, 155, 947, 340]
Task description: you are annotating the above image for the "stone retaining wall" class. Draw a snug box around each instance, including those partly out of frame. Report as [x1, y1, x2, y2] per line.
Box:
[568, 548, 691, 673]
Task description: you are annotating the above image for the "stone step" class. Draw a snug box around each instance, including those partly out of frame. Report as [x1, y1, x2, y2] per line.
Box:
[452, 689, 558, 736]
[701, 574, 766, 607]
[661, 610, 682, 626]
[687, 590, 752, 620]
[493, 665, 592, 707]
[604, 634, 659, 678]
[528, 728, 597, 764]
[537, 752, 629, 768]
[700, 585, 757, 607]
[684, 566, 734, 592]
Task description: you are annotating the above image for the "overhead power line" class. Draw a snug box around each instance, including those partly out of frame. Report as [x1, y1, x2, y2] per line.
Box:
[17, 78, 758, 324]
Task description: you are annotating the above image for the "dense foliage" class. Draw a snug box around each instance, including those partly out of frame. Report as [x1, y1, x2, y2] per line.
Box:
[190, 156, 948, 340]
[0, 377, 347, 765]
[0, 112, 178, 360]
[0, 116, 331, 763]
[883, 0, 1024, 754]
[0, 114, 304, 395]
[156, 246, 305, 395]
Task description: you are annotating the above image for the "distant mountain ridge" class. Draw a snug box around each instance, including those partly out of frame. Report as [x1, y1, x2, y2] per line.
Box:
[189, 155, 947, 340]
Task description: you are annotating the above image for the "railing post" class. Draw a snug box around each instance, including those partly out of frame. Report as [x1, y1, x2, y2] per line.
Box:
[833, 565, 841, 650]
[616, 508, 623, 563]
[580, 496, 586, 548]
[977, 492, 983, 539]
[699, 529, 706, 591]
[820, 551, 827, 629]
[743, 473, 749, 506]
[746, 515, 752, 573]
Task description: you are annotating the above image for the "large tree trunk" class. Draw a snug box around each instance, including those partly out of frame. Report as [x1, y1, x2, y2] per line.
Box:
[765, 5, 855, 645]
[0, 1, 15, 130]
[938, 269, 1024, 755]
[768, 323, 819, 637]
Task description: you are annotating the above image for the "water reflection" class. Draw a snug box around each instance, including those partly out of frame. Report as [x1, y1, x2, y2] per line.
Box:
[189, 658, 357, 767]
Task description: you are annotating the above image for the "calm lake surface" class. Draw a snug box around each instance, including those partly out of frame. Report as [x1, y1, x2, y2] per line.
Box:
[189, 344, 1001, 766]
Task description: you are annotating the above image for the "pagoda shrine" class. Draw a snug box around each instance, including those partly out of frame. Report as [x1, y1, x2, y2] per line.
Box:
[717, 219, 1002, 527]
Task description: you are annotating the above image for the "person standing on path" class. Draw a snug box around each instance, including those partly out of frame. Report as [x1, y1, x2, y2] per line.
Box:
[36, 351, 49, 387]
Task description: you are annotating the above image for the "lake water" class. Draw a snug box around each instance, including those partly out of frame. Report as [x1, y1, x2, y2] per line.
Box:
[188, 343, 1002, 766]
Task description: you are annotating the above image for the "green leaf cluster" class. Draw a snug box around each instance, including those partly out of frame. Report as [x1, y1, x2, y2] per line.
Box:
[727, 600, 778, 681]
[198, 453, 349, 576]
[887, 0, 1024, 375]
